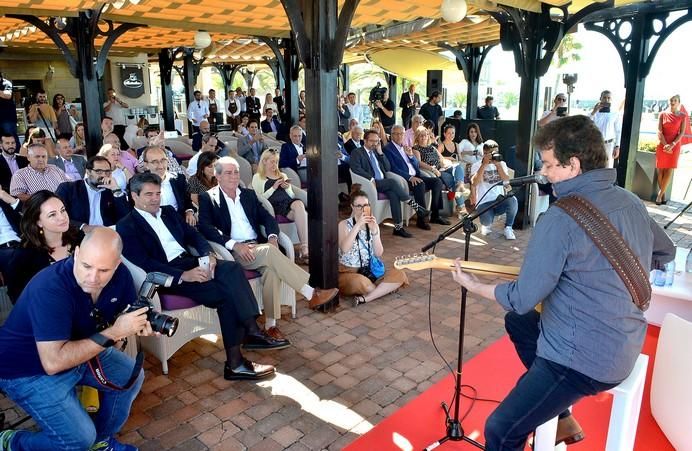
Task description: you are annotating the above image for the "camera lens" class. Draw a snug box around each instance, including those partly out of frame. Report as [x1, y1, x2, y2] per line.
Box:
[149, 312, 179, 337]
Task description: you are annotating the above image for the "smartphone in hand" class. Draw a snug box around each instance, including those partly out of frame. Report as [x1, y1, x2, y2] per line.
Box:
[363, 205, 371, 217]
[198, 256, 210, 276]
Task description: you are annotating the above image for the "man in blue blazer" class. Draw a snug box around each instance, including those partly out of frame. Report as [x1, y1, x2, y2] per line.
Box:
[260, 107, 281, 134]
[56, 156, 131, 231]
[383, 125, 449, 229]
[116, 172, 287, 380]
[278, 125, 308, 184]
[198, 156, 339, 328]
[48, 135, 87, 181]
[141, 146, 197, 226]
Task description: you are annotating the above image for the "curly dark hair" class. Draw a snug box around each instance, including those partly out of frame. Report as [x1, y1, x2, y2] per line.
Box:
[533, 115, 607, 172]
[20, 190, 80, 253]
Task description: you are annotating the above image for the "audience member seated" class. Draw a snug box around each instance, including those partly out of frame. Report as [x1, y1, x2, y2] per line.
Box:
[10, 143, 69, 202]
[338, 189, 408, 306]
[413, 127, 466, 215]
[198, 157, 339, 324]
[0, 187, 21, 274]
[0, 132, 28, 192]
[237, 119, 268, 169]
[459, 123, 484, 206]
[117, 172, 287, 380]
[260, 108, 281, 134]
[188, 151, 219, 206]
[56, 156, 131, 232]
[370, 120, 389, 147]
[100, 116, 114, 139]
[5, 191, 82, 303]
[236, 113, 250, 137]
[104, 132, 138, 176]
[344, 125, 364, 155]
[187, 134, 221, 176]
[471, 140, 517, 240]
[20, 127, 52, 158]
[69, 122, 86, 155]
[337, 134, 352, 194]
[438, 124, 469, 200]
[141, 146, 196, 226]
[98, 143, 131, 192]
[349, 130, 427, 238]
[384, 125, 449, 229]
[136, 128, 185, 175]
[422, 119, 438, 146]
[49, 134, 87, 181]
[0, 228, 148, 451]
[403, 114, 424, 148]
[192, 120, 227, 154]
[252, 150, 309, 265]
[278, 125, 308, 185]
[342, 118, 359, 142]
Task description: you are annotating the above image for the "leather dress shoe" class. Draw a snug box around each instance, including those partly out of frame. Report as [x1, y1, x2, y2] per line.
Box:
[224, 359, 275, 381]
[309, 287, 339, 310]
[430, 216, 451, 225]
[266, 326, 288, 341]
[243, 331, 290, 350]
[416, 217, 431, 230]
[392, 227, 413, 238]
[555, 415, 585, 445]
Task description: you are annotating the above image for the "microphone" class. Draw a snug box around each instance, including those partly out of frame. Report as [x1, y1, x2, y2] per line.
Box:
[503, 174, 548, 187]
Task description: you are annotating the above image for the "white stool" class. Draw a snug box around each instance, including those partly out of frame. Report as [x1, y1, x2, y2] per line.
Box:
[534, 353, 649, 451]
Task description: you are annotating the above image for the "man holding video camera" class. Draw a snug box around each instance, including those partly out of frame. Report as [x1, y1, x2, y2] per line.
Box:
[0, 227, 149, 451]
[370, 85, 395, 134]
[590, 90, 622, 168]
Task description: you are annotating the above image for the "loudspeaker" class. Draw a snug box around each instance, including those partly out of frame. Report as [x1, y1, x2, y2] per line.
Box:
[427, 70, 443, 98]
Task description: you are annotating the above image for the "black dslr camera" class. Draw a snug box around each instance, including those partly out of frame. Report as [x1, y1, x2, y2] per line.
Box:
[491, 151, 503, 162]
[124, 272, 179, 337]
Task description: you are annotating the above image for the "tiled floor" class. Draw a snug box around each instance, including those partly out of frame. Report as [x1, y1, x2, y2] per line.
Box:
[1, 200, 690, 450]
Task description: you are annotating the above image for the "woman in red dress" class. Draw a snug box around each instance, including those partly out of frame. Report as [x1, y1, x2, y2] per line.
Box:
[655, 95, 689, 204]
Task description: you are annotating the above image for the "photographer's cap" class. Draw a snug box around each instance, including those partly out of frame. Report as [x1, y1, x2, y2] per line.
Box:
[483, 139, 499, 150]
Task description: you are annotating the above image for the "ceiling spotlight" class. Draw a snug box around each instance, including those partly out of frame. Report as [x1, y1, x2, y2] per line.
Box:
[440, 0, 468, 23]
[194, 30, 212, 49]
[55, 17, 67, 31]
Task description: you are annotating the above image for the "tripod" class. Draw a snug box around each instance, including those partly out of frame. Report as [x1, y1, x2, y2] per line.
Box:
[421, 189, 519, 451]
[665, 200, 691, 229]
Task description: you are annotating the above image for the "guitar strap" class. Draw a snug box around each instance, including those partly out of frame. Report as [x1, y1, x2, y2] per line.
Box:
[554, 195, 651, 311]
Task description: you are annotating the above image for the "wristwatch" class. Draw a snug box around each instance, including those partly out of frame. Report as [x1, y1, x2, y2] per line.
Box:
[89, 332, 115, 348]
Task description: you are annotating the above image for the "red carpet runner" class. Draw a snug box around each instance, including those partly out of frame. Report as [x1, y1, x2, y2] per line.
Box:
[346, 326, 672, 450]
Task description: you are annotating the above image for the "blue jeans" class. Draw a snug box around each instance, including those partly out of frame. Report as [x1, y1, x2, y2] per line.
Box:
[478, 196, 518, 228]
[0, 347, 144, 451]
[439, 165, 465, 206]
[484, 311, 618, 450]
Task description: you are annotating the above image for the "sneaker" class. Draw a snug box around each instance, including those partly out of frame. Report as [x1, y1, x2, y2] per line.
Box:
[504, 226, 516, 240]
[90, 437, 138, 451]
[480, 225, 492, 236]
[0, 430, 17, 451]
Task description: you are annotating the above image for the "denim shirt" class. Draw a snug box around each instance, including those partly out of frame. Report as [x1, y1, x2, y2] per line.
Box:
[495, 168, 675, 383]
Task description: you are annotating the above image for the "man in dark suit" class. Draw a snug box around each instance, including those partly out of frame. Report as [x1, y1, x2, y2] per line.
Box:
[141, 146, 197, 226]
[260, 108, 281, 134]
[384, 125, 449, 229]
[56, 156, 130, 232]
[0, 133, 28, 192]
[245, 87, 262, 123]
[49, 134, 87, 181]
[198, 157, 339, 324]
[278, 125, 308, 184]
[350, 130, 429, 238]
[191, 120, 227, 154]
[0, 187, 21, 274]
[399, 84, 421, 129]
[273, 88, 286, 123]
[117, 172, 287, 380]
[343, 125, 364, 155]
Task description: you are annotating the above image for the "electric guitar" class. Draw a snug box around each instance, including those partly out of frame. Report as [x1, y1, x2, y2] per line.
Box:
[394, 253, 519, 280]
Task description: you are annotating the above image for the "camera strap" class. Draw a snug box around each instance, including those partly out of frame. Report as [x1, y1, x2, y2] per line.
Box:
[87, 351, 144, 391]
[36, 107, 57, 143]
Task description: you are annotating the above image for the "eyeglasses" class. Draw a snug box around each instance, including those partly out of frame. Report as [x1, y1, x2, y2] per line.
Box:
[91, 169, 112, 175]
[352, 203, 370, 209]
[556, 97, 566, 101]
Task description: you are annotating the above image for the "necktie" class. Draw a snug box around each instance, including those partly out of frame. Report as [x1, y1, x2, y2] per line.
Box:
[368, 151, 383, 180]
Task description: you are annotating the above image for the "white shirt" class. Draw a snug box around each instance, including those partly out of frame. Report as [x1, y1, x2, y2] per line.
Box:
[84, 181, 104, 226]
[0, 200, 20, 245]
[135, 208, 187, 262]
[591, 111, 622, 146]
[459, 140, 483, 165]
[160, 173, 179, 211]
[221, 188, 258, 250]
[236, 95, 247, 112]
[103, 101, 127, 126]
[345, 102, 361, 123]
[393, 142, 416, 176]
[471, 160, 510, 207]
[225, 98, 241, 117]
[294, 143, 307, 167]
[187, 100, 210, 126]
[61, 156, 82, 181]
[187, 152, 201, 177]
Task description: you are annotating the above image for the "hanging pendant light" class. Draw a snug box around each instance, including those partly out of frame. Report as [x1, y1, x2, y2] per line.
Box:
[194, 30, 212, 49]
[440, 0, 468, 23]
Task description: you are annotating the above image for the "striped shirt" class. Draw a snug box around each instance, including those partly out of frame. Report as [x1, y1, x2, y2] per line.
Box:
[10, 165, 70, 197]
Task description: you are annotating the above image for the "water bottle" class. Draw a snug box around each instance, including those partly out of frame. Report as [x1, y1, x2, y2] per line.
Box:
[686, 249, 692, 273]
[654, 269, 666, 287]
[664, 261, 675, 286]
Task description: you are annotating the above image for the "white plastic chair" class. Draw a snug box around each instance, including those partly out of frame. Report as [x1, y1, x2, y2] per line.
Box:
[165, 140, 195, 159]
[235, 155, 254, 188]
[534, 353, 649, 451]
[132, 136, 148, 150]
[279, 167, 303, 190]
[650, 313, 692, 451]
[217, 131, 236, 142]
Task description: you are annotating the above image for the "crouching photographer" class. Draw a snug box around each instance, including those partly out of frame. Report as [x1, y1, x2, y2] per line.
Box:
[0, 228, 153, 451]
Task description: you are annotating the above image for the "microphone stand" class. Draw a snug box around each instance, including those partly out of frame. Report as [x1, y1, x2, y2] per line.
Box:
[422, 186, 519, 451]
